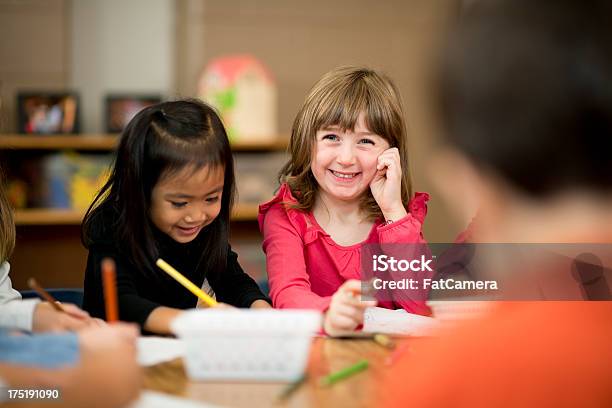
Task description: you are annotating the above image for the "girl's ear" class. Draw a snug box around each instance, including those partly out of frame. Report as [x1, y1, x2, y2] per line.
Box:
[429, 147, 515, 241]
[428, 147, 486, 227]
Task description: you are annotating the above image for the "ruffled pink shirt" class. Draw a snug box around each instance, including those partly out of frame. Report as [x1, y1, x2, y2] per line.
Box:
[258, 184, 431, 315]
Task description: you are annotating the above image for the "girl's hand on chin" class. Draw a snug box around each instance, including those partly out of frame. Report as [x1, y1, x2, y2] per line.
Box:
[369, 147, 407, 220]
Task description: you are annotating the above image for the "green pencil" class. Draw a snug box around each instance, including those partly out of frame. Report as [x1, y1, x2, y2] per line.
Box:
[319, 359, 369, 386]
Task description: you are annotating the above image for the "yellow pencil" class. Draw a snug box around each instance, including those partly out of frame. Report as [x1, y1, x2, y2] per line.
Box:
[155, 258, 218, 307]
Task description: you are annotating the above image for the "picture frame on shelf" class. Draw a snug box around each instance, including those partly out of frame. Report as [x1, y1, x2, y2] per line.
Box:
[17, 92, 80, 134]
[104, 94, 161, 133]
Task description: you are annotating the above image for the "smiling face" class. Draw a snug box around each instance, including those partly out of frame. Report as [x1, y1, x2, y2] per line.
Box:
[311, 112, 390, 205]
[149, 164, 224, 243]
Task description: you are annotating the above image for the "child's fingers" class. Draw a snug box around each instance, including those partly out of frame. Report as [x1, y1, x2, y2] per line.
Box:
[329, 312, 361, 331]
[90, 318, 107, 327]
[337, 280, 377, 307]
[342, 293, 377, 309]
[215, 302, 236, 309]
[377, 156, 392, 171]
[333, 303, 366, 324]
[61, 303, 90, 319]
[339, 279, 363, 295]
[110, 323, 139, 342]
[359, 299, 378, 308]
[377, 148, 401, 171]
[377, 152, 401, 175]
[336, 279, 361, 301]
[60, 314, 91, 332]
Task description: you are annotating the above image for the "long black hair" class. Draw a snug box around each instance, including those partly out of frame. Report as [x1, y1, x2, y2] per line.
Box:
[82, 99, 236, 279]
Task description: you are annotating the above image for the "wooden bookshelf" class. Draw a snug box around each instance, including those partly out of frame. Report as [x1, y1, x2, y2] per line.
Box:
[0, 134, 117, 150]
[14, 204, 260, 226]
[0, 134, 287, 152]
[14, 209, 84, 225]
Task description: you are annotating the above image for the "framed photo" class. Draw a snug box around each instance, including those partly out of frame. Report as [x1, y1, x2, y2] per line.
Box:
[105, 94, 161, 133]
[17, 92, 80, 134]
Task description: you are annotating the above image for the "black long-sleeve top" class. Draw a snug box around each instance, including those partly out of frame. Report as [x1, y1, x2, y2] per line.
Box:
[82, 208, 270, 328]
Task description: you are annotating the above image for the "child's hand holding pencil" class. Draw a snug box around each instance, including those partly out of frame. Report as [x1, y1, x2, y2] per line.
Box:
[28, 278, 104, 332]
[323, 279, 377, 337]
[31, 301, 94, 332]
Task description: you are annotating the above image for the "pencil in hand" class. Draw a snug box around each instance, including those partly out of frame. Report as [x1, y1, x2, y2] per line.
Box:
[156, 258, 218, 307]
[27, 278, 65, 312]
[102, 257, 119, 322]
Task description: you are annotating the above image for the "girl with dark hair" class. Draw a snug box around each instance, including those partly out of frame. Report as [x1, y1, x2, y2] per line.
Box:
[82, 99, 270, 334]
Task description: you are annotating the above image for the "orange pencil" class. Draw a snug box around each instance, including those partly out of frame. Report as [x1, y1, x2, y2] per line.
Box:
[27, 278, 65, 312]
[102, 258, 119, 322]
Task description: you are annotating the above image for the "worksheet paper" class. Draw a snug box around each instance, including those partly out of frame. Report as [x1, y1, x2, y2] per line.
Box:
[137, 337, 185, 366]
[362, 307, 440, 336]
[128, 390, 217, 408]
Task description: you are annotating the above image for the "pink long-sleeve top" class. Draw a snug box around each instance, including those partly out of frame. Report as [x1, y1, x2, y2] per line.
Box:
[258, 183, 431, 316]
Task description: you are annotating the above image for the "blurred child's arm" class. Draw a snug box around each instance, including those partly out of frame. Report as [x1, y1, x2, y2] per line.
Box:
[0, 261, 100, 332]
[0, 262, 22, 304]
[31, 302, 100, 332]
[0, 331, 79, 368]
[261, 204, 332, 310]
[0, 324, 141, 408]
[250, 299, 272, 309]
[0, 261, 39, 331]
[143, 306, 183, 334]
[0, 300, 39, 332]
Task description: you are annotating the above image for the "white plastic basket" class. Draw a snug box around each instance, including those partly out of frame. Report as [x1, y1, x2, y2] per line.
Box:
[171, 309, 321, 382]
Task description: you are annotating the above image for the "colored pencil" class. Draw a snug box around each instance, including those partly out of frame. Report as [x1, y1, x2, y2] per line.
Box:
[373, 333, 396, 349]
[319, 359, 369, 386]
[277, 374, 308, 400]
[156, 258, 218, 307]
[27, 278, 65, 312]
[102, 258, 119, 322]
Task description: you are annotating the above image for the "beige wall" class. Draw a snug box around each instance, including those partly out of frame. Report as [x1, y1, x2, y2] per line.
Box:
[176, 0, 461, 241]
[0, 0, 70, 132]
[70, 0, 175, 133]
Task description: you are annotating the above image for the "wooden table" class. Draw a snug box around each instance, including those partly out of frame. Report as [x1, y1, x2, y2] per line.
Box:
[142, 337, 417, 407]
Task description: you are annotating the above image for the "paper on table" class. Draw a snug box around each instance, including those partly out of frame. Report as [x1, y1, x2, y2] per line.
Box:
[362, 307, 440, 336]
[137, 337, 185, 366]
[427, 299, 492, 323]
[128, 390, 218, 408]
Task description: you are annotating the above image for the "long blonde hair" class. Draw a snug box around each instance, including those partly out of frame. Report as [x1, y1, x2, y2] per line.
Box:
[279, 66, 413, 220]
[0, 169, 15, 263]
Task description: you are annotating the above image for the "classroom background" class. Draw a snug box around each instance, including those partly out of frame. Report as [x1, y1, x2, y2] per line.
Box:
[0, 0, 462, 291]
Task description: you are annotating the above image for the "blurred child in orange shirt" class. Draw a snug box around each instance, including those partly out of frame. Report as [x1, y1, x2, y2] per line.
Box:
[383, 0, 612, 406]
